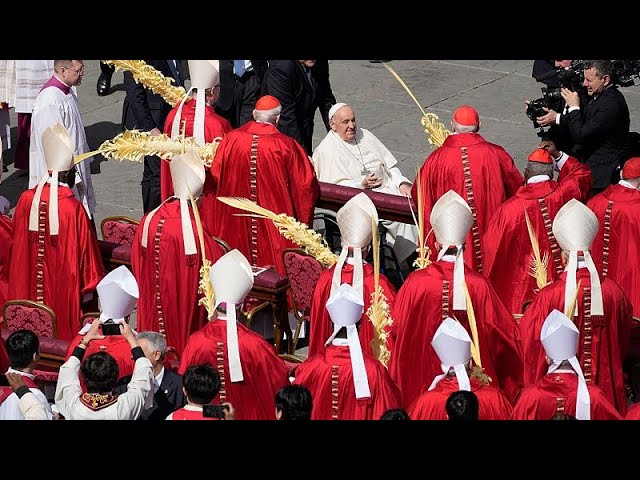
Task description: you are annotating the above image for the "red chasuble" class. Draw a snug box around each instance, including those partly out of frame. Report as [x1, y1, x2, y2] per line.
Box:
[66, 335, 135, 383]
[160, 99, 232, 232]
[178, 320, 289, 420]
[8, 185, 104, 340]
[307, 262, 397, 358]
[484, 157, 592, 314]
[132, 199, 225, 356]
[411, 133, 523, 273]
[293, 344, 402, 420]
[511, 372, 622, 420]
[625, 401, 640, 420]
[0, 214, 13, 308]
[169, 407, 216, 420]
[408, 375, 513, 420]
[388, 261, 523, 407]
[588, 184, 640, 316]
[211, 121, 319, 275]
[519, 269, 633, 414]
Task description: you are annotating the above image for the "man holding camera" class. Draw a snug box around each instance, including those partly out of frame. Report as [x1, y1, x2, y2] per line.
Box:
[536, 60, 630, 196]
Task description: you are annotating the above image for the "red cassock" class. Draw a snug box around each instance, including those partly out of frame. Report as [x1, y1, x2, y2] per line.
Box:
[65, 335, 135, 383]
[308, 262, 397, 358]
[519, 269, 633, 414]
[131, 200, 226, 356]
[388, 261, 523, 407]
[411, 133, 523, 274]
[484, 157, 592, 314]
[408, 376, 513, 420]
[160, 99, 232, 230]
[293, 344, 402, 420]
[625, 401, 640, 420]
[0, 214, 13, 308]
[8, 185, 105, 340]
[211, 121, 319, 275]
[178, 320, 290, 420]
[511, 372, 622, 420]
[588, 184, 640, 317]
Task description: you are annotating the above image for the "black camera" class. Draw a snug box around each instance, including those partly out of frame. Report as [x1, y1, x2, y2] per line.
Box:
[101, 320, 122, 336]
[610, 60, 640, 87]
[202, 404, 229, 419]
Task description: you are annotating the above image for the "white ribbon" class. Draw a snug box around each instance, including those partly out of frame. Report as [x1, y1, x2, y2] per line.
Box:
[330, 247, 365, 304]
[564, 251, 603, 317]
[437, 243, 466, 310]
[547, 359, 590, 420]
[179, 198, 197, 256]
[219, 308, 244, 383]
[325, 324, 370, 399]
[28, 175, 49, 232]
[428, 363, 470, 392]
[170, 87, 205, 147]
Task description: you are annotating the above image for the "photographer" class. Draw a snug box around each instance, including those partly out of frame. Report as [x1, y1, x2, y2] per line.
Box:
[536, 60, 630, 195]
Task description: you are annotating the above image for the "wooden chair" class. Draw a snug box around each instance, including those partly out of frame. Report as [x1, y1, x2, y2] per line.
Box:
[282, 248, 324, 354]
[1, 300, 69, 370]
[98, 216, 140, 270]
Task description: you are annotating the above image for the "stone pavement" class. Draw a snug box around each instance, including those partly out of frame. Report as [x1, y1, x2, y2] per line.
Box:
[3, 59, 640, 228]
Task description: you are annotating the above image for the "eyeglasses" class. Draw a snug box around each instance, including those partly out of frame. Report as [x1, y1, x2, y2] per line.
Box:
[64, 64, 85, 75]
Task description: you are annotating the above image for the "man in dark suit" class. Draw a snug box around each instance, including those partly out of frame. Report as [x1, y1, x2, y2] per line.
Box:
[536, 60, 630, 196]
[261, 60, 336, 155]
[215, 60, 268, 129]
[114, 331, 186, 420]
[121, 60, 186, 212]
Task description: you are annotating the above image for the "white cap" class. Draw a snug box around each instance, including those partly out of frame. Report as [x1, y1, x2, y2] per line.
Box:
[428, 317, 472, 392]
[209, 249, 255, 384]
[324, 283, 370, 399]
[187, 60, 220, 89]
[430, 190, 473, 310]
[331, 192, 379, 302]
[552, 199, 603, 316]
[540, 309, 591, 420]
[96, 266, 139, 323]
[28, 123, 75, 237]
[329, 102, 348, 121]
[169, 150, 206, 201]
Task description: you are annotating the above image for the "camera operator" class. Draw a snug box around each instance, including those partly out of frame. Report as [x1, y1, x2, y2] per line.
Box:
[532, 60, 573, 89]
[536, 60, 630, 196]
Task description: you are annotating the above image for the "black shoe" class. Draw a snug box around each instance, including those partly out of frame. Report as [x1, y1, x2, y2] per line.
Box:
[96, 72, 112, 96]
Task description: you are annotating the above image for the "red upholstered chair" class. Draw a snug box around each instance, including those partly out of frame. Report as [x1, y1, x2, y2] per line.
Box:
[1, 300, 70, 370]
[282, 248, 324, 353]
[99, 216, 140, 270]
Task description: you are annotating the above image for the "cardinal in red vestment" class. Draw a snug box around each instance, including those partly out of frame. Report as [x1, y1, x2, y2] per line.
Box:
[294, 283, 402, 420]
[159, 60, 232, 234]
[211, 95, 319, 275]
[484, 144, 592, 314]
[520, 200, 633, 414]
[65, 266, 140, 384]
[512, 309, 622, 420]
[588, 157, 640, 317]
[179, 250, 289, 420]
[0, 213, 13, 308]
[8, 124, 104, 340]
[412, 105, 523, 274]
[407, 318, 513, 420]
[308, 193, 396, 357]
[132, 151, 225, 356]
[625, 402, 640, 419]
[389, 191, 523, 407]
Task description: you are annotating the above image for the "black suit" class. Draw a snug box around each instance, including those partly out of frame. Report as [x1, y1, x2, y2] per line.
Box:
[215, 60, 268, 129]
[562, 84, 630, 190]
[261, 60, 336, 155]
[122, 60, 186, 212]
[114, 367, 186, 421]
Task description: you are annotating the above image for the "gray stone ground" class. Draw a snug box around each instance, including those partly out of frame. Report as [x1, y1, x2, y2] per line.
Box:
[3, 60, 640, 354]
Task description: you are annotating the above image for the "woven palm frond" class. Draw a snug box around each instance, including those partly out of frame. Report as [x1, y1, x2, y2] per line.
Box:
[187, 191, 215, 319]
[103, 60, 186, 107]
[381, 63, 451, 148]
[524, 209, 549, 290]
[410, 165, 431, 269]
[367, 216, 393, 367]
[74, 130, 220, 166]
[217, 197, 338, 268]
[565, 280, 582, 319]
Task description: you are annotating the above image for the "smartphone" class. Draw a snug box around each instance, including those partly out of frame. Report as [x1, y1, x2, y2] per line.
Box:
[101, 321, 121, 336]
[202, 404, 229, 419]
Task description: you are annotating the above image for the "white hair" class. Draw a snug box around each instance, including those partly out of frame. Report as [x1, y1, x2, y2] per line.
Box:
[254, 105, 281, 124]
[452, 121, 479, 133]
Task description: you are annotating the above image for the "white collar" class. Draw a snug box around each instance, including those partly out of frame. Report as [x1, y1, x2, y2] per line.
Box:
[619, 179, 639, 190]
[331, 338, 349, 346]
[183, 404, 203, 412]
[155, 367, 165, 387]
[527, 174, 551, 184]
[441, 254, 456, 263]
[6, 367, 35, 380]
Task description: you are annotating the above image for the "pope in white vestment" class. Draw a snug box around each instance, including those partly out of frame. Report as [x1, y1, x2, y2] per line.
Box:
[28, 61, 96, 218]
[312, 103, 418, 262]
